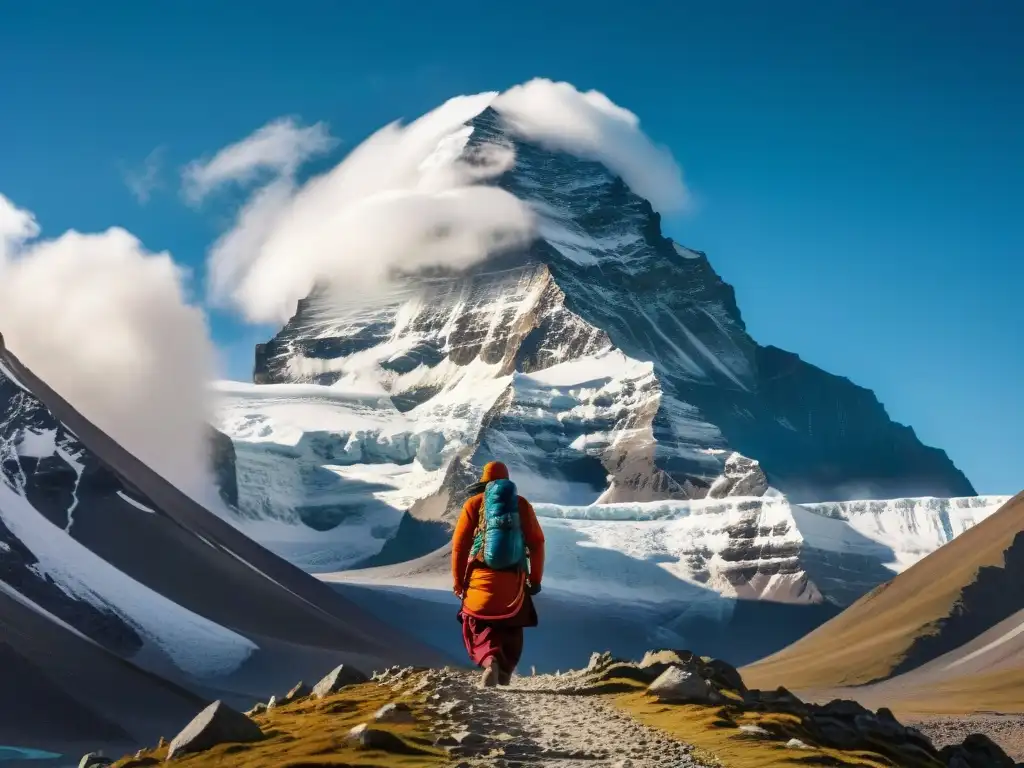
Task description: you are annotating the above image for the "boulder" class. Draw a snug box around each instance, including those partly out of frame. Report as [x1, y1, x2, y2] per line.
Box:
[313, 663, 369, 699]
[744, 686, 807, 715]
[266, 695, 277, 711]
[246, 702, 267, 716]
[701, 658, 746, 692]
[647, 666, 713, 704]
[282, 681, 310, 703]
[374, 702, 415, 724]
[854, 712, 905, 742]
[78, 755, 112, 768]
[346, 723, 417, 753]
[939, 734, 1015, 768]
[815, 699, 873, 720]
[807, 716, 864, 751]
[639, 649, 696, 670]
[167, 701, 264, 760]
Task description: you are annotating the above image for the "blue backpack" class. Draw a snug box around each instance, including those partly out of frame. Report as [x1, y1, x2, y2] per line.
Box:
[470, 479, 528, 571]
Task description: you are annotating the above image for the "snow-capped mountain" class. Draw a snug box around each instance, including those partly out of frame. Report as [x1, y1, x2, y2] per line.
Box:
[531, 493, 1009, 607]
[252, 107, 974, 516]
[0, 334, 445, 750]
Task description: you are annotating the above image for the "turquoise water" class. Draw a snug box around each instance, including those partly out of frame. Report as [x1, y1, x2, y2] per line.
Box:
[0, 747, 62, 761]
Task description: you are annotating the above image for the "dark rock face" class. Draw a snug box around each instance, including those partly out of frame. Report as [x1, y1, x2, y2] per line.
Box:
[208, 426, 239, 508]
[253, 107, 974, 504]
[0, 369, 145, 655]
[166, 701, 263, 759]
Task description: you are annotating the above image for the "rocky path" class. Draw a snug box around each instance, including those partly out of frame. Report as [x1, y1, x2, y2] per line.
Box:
[383, 666, 707, 767]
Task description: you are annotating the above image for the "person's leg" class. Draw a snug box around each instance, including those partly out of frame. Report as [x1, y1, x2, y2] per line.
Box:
[497, 627, 524, 685]
[461, 614, 502, 686]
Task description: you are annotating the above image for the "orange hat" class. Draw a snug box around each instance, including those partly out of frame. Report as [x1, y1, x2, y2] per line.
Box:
[480, 461, 510, 482]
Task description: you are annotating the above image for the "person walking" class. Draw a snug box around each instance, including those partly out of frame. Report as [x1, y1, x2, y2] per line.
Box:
[451, 461, 545, 687]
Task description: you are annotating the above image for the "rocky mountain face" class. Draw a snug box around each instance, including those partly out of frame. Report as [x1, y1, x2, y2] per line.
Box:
[0, 334, 447, 750]
[253, 107, 974, 508]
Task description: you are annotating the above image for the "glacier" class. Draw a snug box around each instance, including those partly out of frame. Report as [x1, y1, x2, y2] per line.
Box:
[252, 106, 974, 508]
[202, 97, 1001, 664]
[531, 494, 1010, 606]
[213, 378, 1006, 607]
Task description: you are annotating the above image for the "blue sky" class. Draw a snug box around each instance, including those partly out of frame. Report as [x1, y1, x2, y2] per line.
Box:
[0, 1, 1020, 494]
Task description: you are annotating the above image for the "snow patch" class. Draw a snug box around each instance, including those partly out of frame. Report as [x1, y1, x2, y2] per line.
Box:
[116, 491, 157, 514]
[15, 428, 56, 458]
[0, 481, 257, 677]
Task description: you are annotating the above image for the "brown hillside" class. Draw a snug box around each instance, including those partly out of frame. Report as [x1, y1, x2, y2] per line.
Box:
[742, 491, 1024, 692]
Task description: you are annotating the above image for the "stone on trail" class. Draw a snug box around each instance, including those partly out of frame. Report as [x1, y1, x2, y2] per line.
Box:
[246, 702, 267, 716]
[167, 700, 264, 759]
[313, 663, 369, 699]
[647, 666, 713, 704]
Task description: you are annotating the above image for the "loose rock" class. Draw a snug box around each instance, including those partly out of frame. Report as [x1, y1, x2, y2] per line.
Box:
[647, 666, 713, 704]
[167, 700, 264, 760]
[346, 723, 418, 753]
[282, 681, 310, 703]
[313, 663, 369, 699]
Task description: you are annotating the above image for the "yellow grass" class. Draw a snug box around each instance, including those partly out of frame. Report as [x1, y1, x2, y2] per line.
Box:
[112, 678, 448, 768]
[614, 692, 908, 768]
[742, 492, 1024, 692]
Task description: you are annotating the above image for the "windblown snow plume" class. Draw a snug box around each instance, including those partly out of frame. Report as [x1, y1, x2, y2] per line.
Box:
[493, 78, 688, 213]
[0, 193, 219, 505]
[200, 79, 687, 324]
[204, 93, 536, 324]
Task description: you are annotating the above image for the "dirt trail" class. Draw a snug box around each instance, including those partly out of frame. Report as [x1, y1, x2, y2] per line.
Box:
[385, 666, 708, 767]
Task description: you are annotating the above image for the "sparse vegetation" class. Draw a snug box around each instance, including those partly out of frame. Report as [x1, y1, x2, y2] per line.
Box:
[616, 693, 908, 768]
[112, 678, 447, 768]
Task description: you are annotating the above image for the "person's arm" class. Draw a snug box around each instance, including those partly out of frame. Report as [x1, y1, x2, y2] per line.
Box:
[451, 498, 478, 595]
[520, 498, 545, 587]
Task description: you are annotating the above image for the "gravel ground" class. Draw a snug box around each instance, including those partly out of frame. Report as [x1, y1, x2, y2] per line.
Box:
[384, 666, 707, 767]
[906, 714, 1024, 762]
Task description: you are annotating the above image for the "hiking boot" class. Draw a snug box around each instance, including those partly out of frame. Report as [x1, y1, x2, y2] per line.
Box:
[479, 660, 500, 688]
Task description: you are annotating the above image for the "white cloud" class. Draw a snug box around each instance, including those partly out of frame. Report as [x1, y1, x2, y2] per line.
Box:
[122, 146, 165, 205]
[0, 193, 219, 507]
[205, 93, 536, 324]
[493, 78, 689, 213]
[182, 117, 336, 205]
[0, 194, 41, 263]
[201, 79, 688, 325]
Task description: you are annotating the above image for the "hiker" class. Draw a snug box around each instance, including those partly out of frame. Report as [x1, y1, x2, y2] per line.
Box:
[451, 461, 545, 687]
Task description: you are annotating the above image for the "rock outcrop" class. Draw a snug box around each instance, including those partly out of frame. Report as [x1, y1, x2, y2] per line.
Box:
[313, 663, 369, 699]
[252, 106, 974, 509]
[166, 701, 264, 760]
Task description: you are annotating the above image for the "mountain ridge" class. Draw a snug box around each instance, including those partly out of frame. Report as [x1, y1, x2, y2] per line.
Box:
[251, 105, 973, 512]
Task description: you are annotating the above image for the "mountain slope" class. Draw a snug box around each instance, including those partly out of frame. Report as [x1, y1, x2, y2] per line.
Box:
[250, 106, 973, 531]
[0, 332, 448, 752]
[741, 490, 1024, 699]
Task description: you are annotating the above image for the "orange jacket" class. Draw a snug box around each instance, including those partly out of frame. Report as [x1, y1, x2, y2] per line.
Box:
[451, 463, 545, 619]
